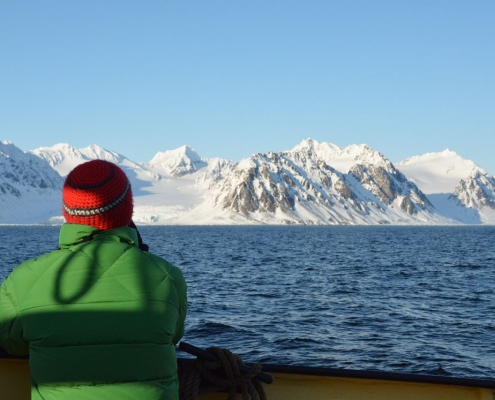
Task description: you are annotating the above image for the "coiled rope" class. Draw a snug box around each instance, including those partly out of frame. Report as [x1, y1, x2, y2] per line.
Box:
[179, 346, 267, 400]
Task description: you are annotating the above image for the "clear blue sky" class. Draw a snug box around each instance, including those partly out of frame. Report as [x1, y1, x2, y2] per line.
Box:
[1, 1, 494, 173]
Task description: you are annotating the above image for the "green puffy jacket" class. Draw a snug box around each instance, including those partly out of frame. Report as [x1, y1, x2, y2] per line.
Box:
[0, 224, 187, 400]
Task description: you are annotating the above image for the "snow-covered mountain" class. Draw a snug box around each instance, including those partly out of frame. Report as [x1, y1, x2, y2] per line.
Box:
[179, 141, 449, 225]
[30, 143, 129, 177]
[149, 145, 207, 177]
[29, 143, 213, 224]
[0, 141, 64, 224]
[395, 150, 495, 224]
[29, 143, 168, 196]
[395, 150, 481, 194]
[1, 138, 495, 225]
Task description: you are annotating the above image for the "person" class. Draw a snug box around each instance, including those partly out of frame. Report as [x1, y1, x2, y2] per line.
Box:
[0, 160, 187, 400]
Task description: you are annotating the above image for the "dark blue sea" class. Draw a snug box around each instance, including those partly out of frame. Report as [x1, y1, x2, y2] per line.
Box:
[1, 225, 494, 379]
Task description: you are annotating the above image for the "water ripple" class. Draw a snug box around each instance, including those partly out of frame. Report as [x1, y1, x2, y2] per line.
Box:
[1, 225, 495, 379]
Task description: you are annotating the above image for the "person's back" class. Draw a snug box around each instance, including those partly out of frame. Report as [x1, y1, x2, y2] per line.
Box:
[0, 160, 187, 400]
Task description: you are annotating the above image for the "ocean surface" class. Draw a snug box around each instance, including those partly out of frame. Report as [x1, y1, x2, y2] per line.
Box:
[1, 225, 494, 379]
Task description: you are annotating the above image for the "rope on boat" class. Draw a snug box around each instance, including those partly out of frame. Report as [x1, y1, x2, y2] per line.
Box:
[179, 346, 267, 400]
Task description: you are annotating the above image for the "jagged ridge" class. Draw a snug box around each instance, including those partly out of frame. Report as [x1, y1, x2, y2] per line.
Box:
[199, 141, 439, 225]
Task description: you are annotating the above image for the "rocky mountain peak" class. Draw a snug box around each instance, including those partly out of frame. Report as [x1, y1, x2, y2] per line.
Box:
[451, 171, 495, 210]
[290, 138, 342, 162]
[203, 144, 437, 224]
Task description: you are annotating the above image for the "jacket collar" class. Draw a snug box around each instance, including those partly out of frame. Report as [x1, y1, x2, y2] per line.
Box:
[59, 223, 139, 249]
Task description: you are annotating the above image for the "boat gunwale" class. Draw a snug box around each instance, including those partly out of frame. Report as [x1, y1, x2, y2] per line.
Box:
[258, 363, 495, 390]
[2, 349, 494, 391]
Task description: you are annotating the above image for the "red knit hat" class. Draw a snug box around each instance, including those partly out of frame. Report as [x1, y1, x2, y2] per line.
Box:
[62, 160, 133, 230]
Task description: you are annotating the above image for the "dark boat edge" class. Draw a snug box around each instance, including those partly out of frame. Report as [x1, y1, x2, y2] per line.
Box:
[177, 341, 495, 390]
[2, 348, 494, 390]
[257, 363, 495, 390]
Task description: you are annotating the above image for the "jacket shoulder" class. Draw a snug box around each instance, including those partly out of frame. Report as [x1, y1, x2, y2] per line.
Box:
[142, 253, 186, 290]
[1, 252, 59, 304]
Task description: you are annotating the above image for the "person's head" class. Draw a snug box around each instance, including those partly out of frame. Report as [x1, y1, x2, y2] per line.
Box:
[62, 160, 133, 230]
